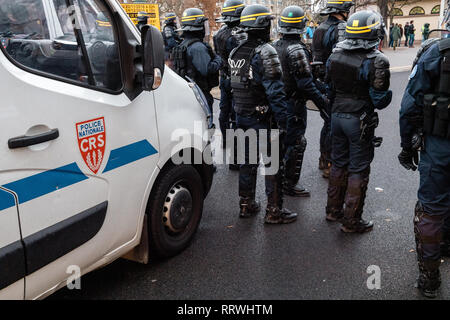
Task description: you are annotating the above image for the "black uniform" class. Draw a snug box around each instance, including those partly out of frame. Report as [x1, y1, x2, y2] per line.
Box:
[172, 8, 221, 111]
[214, 24, 239, 149]
[274, 35, 328, 196]
[312, 7, 349, 178]
[229, 4, 297, 224]
[398, 25, 450, 297]
[325, 10, 392, 233]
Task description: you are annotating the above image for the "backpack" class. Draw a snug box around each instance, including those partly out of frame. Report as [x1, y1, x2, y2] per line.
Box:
[172, 38, 200, 79]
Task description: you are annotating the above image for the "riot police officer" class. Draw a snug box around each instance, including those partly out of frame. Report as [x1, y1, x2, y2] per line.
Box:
[173, 8, 222, 111]
[326, 10, 392, 232]
[229, 4, 297, 224]
[162, 12, 181, 67]
[312, 0, 354, 179]
[214, 0, 244, 157]
[273, 5, 329, 197]
[137, 11, 149, 31]
[398, 1, 450, 298]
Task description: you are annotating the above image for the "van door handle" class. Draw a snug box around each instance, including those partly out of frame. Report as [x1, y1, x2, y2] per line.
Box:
[8, 129, 59, 149]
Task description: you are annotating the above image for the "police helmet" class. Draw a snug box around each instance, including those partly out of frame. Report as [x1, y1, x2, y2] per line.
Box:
[180, 8, 208, 32]
[217, 0, 245, 23]
[278, 6, 307, 35]
[239, 4, 273, 31]
[164, 12, 177, 25]
[321, 0, 354, 16]
[137, 11, 149, 24]
[345, 10, 383, 41]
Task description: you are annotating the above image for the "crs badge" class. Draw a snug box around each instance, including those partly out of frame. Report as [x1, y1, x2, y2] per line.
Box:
[76, 117, 106, 174]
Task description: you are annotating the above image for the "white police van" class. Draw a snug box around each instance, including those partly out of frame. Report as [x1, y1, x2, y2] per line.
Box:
[0, 0, 214, 299]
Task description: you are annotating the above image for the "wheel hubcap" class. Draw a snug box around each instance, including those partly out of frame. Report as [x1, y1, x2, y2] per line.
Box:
[163, 184, 193, 233]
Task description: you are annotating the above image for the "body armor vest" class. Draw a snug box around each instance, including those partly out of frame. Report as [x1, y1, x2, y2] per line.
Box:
[422, 38, 450, 139]
[274, 39, 310, 99]
[214, 25, 233, 76]
[173, 38, 218, 92]
[229, 40, 268, 116]
[312, 18, 341, 63]
[329, 49, 372, 114]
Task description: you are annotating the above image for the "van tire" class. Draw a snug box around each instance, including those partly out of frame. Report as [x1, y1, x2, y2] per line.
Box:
[147, 164, 204, 258]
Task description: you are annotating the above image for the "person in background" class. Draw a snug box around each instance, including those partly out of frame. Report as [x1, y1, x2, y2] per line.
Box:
[162, 13, 181, 67]
[305, 21, 315, 43]
[392, 23, 401, 50]
[422, 22, 430, 42]
[399, 23, 403, 42]
[409, 20, 416, 47]
[404, 21, 410, 47]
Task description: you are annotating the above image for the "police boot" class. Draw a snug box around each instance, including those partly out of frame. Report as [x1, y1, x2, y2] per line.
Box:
[264, 206, 298, 224]
[416, 260, 441, 299]
[326, 165, 347, 222]
[264, 175, 297, 224]
[341, 169, 373, 233]
[283, 137, 310, 197]
[239, 197, 261, 218]
[283, 183, 311, 197]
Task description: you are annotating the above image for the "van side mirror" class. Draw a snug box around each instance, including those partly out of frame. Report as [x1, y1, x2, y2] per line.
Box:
[141, 25, 165, 91]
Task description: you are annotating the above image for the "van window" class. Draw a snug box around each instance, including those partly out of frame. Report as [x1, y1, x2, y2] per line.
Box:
[0, 0, 122, 92]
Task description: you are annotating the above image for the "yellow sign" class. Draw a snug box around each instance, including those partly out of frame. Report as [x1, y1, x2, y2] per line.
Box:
[121, 3, 160, 31]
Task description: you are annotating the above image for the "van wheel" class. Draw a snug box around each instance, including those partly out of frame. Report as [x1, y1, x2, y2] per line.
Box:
[147, 165, 204, 258]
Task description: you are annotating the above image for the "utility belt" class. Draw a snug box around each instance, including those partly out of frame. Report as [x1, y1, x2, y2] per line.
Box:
[359, 111, 383, 148]
[423, 94, 450, 140]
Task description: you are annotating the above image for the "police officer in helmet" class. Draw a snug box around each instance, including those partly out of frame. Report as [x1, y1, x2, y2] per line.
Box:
[326, 10, 392, 232]
[229, 4, 297, 224]
[273, 5, 329, 197]
[162, 12, 180, 67]
[312, 0, 354, 179]
[213, 0, 244, 167]
[173, 8, 222, 111]
[137, 11, 149, 31]
[398, 0, 450, 298]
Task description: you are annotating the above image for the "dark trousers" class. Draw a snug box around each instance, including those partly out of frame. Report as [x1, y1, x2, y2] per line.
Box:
[236, 115, 283, 206]
[331, 112, 374, 172]
[415, 135, 450, 261]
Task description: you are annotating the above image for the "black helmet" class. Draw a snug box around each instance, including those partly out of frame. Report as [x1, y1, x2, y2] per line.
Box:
[321, 0, 354, 16]
[345, 10, 383, 41]
[180, 8, 207, 31]
[240, 4, 273, 31]
[217, 0, 245, 23]
[164, 12, 177, 25]
[278, 6, 307, 35]
[137, 11, 149, 24]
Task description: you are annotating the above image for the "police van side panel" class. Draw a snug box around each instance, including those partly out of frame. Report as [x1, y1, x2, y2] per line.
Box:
[0, 0, 211, 299]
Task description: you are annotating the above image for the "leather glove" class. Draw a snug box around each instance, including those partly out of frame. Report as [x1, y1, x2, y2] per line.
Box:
[398, 148, 419, 171]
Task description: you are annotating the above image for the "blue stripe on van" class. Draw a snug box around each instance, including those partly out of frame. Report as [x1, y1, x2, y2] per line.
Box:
[0, 140, 158, 212]
[102, 139, 158, 173]
[3, 163, 88, 206]
[0, 188, 16, 211]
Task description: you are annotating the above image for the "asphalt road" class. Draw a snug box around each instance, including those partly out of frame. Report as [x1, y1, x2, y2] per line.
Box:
[52, 71, 448, 300]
